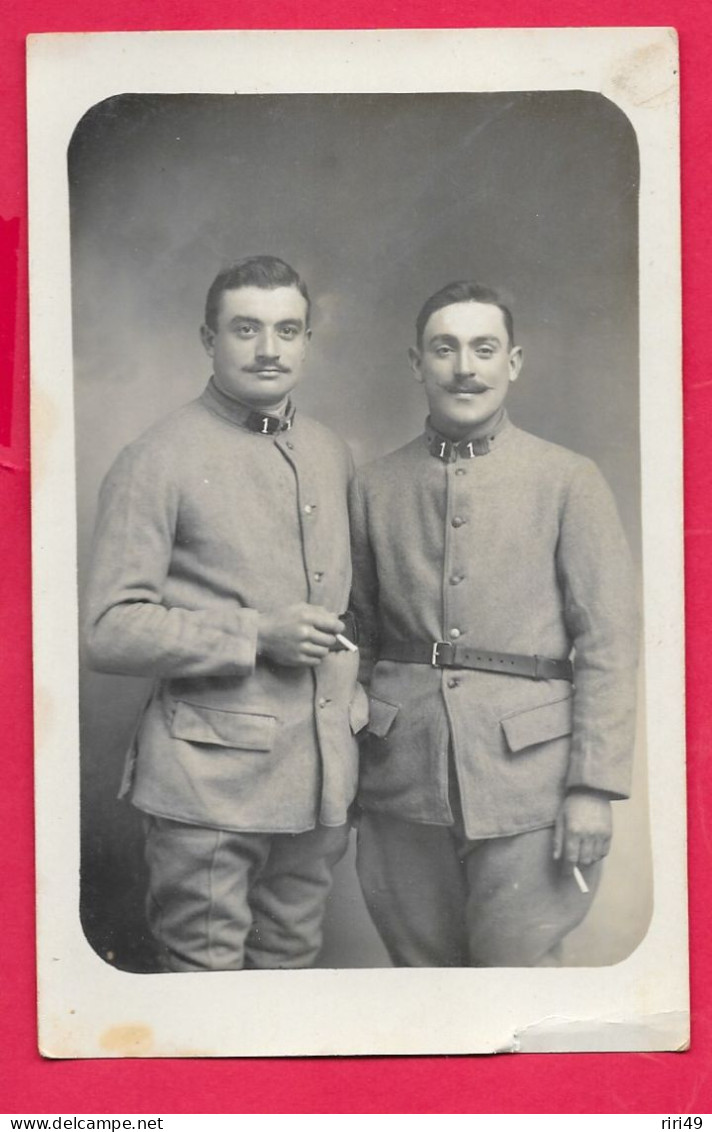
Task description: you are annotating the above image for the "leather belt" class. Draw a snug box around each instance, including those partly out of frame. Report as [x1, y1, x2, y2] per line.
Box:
[379, 640, 573, 682]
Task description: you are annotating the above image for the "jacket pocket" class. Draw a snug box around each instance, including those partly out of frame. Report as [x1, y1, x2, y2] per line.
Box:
[348, 684, 370, 734]
[366, 694, 400, 738]
[500, 695, 573, 754]
[170, 700, 277, 751]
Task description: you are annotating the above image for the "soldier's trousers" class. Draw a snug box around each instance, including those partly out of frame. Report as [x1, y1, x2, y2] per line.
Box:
[144, 815, 349, 972]
[356, 809, 601, 967]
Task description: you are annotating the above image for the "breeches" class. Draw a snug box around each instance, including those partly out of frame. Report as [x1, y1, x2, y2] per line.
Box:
[356, 810, 601, 967]
[144, 816, 349, 972]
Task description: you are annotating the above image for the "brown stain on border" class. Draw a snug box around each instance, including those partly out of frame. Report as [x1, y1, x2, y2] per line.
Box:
[34, 684, 55, 750]
[610, 36, 677, 109]
[31, 385, 60, 487]
[100, 1023, 154, 1056]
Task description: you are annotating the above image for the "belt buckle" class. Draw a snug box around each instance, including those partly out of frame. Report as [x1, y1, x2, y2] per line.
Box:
[431, 641, 454, 666]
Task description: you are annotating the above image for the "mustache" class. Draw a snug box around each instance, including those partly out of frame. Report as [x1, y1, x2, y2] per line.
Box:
[444, 379, 493, 394]
[242, 363, 291, 374]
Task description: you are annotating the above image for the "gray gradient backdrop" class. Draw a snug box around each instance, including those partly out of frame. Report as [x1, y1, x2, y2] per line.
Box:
[70, 92, 649, 971]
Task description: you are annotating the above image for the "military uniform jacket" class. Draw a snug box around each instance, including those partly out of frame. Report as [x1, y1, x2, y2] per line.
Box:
[83, 379, 366, 834]
[349, 416, 639, 840]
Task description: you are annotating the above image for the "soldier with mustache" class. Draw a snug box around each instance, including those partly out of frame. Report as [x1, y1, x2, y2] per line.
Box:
[84, 256, 366, 971]
[349, 280, 639, 967]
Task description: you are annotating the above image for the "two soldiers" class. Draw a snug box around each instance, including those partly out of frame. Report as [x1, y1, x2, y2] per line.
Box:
[85, 262, 637, 970]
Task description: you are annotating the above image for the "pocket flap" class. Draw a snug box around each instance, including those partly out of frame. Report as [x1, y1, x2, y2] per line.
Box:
[349, 684, 370, 734]
[367, 694, 400, 738]
[171, 701, 277, 751]
[501, 696, 573, 753]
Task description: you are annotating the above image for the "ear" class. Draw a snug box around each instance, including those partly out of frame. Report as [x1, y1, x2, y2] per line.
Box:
[409, 346, 424, 384]
[508, 345, 523, 384]
[200, 324, 215, 357]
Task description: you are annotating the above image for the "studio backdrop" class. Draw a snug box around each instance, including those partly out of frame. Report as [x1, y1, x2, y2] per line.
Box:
[70, 90, 648, 971]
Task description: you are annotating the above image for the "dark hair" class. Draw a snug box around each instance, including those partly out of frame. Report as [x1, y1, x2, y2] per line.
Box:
[204, 256, 311, 331]
[415, 281, 514, 350]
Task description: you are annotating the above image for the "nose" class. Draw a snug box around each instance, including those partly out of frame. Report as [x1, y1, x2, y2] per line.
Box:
[455, 346, 477, 377]
[256, 326, 279, 359]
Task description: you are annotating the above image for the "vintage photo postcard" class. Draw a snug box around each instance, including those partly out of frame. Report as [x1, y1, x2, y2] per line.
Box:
[28, 27, 686, 1057]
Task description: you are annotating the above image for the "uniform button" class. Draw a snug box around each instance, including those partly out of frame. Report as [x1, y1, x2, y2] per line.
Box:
[451, 516, 466, 528]
[313, 571, 324, 582]
[447, 676, 461, 689]
[449, 574, 464, 585]
[449, 628, 462, 640]
[318, 697, 328, 709]
[455, 467, 467, 476]
[304, 503, 316, 514]
[285, 440, 295, 450]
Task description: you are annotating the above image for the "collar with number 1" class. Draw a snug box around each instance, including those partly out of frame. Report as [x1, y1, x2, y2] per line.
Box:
[425, 409, 509, 462]
[244, 404, 296, 435]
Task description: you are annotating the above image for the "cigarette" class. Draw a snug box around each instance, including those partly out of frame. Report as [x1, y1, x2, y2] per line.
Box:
[335, 632, 358, 652]
[572, 865, 589, 895]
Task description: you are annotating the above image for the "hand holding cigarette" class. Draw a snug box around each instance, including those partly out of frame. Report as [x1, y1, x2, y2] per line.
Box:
[257, 603, 347, 667]
[553, 791, 613, 883]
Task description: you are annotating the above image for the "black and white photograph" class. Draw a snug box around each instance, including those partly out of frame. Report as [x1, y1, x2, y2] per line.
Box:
[29, 28, 686, 1056]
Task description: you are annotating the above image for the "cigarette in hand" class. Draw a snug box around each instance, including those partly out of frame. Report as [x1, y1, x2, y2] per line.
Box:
[335, 633, 358, 652]
[572, 865, 589, 895]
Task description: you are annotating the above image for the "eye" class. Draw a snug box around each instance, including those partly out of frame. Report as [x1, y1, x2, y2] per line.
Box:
[234, 324, 256, 338]
[435, 345, 453, 357]
[476, 346, 495, 358]
[278, 325, 299, 339]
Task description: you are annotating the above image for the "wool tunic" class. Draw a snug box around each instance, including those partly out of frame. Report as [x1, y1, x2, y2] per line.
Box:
[349, 416, 639, 840]
[83, 379, 366, 833]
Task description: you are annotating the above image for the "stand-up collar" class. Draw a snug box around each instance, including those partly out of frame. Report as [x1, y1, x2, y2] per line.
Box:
[425, 408, 511, 462]
[200, 378, 296, 435]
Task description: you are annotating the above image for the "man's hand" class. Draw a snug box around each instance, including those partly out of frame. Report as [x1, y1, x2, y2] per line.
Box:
[553, 789, 612, 868]
[257, 603, 345, 667]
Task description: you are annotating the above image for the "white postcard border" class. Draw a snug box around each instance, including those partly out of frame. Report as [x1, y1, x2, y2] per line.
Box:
[28, 27, 686, 1057]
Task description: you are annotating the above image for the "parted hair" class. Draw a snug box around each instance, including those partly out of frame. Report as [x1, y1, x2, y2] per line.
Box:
[415, 281, 514, 349]
[205, 256, 311, 331]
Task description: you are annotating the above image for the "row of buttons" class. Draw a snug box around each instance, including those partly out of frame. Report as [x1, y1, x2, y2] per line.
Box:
[279, 442, 327, 591]
[449, 466, 467, 681]
[303, 500, 321, 583]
